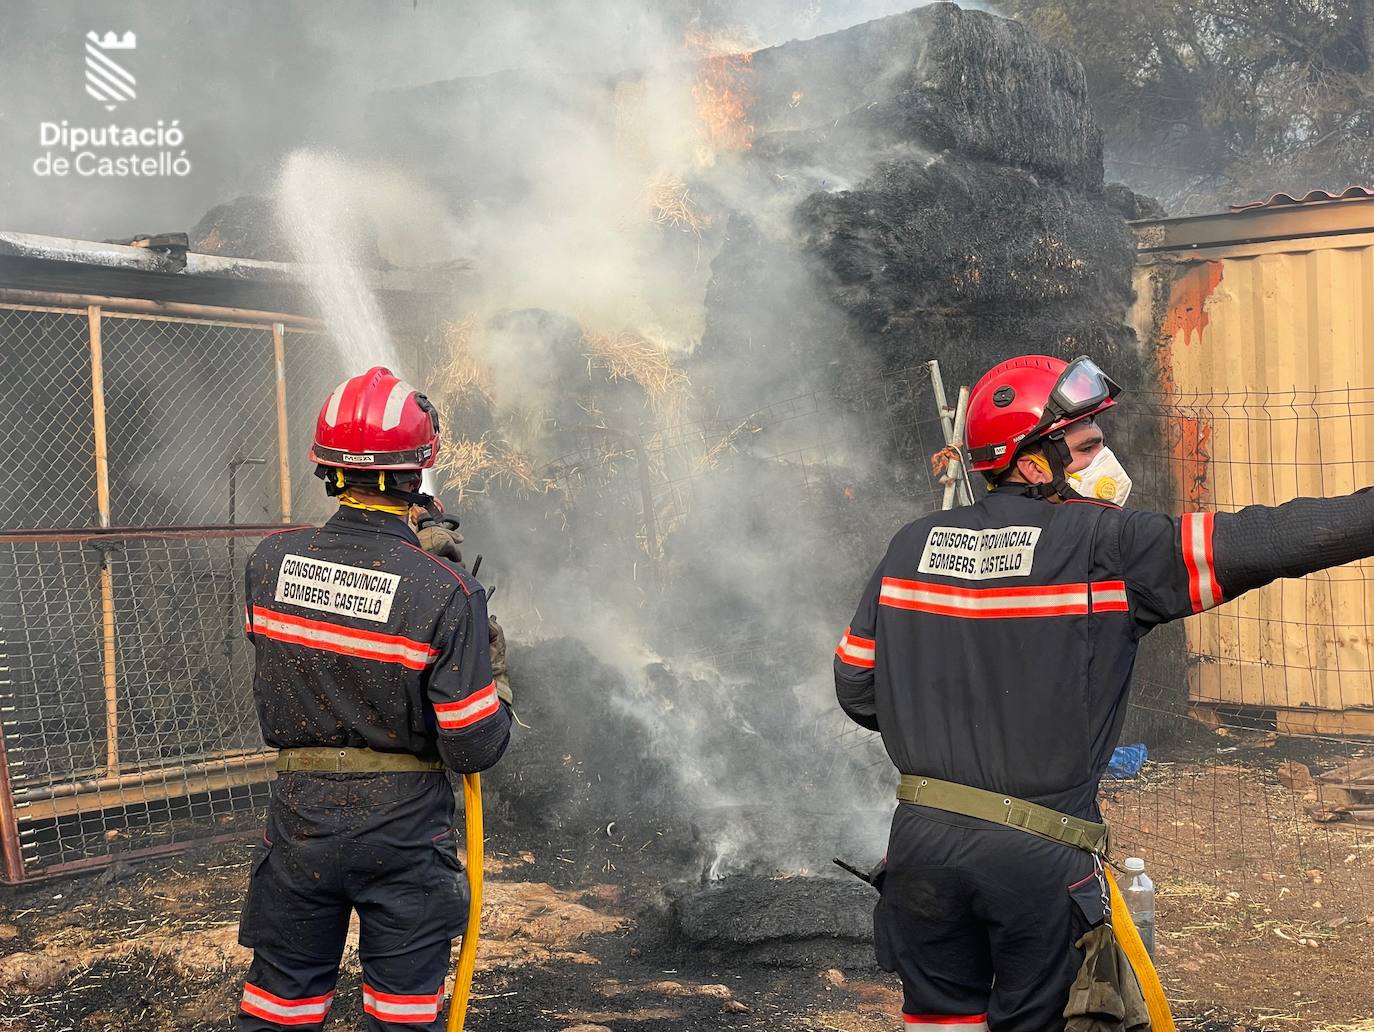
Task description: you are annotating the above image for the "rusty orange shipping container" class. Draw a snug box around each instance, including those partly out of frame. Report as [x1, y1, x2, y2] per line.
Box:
[1132, 189, 1374, 737]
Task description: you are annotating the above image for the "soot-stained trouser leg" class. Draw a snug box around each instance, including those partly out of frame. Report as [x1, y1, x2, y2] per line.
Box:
[236, 818, 350, 1030]
[875, 806, 994, 1029]
[347, 775, 469, 1031]
[965, 824, 1105, 1032]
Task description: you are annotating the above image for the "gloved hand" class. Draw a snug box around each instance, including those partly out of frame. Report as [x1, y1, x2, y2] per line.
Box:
[417, 524, 463, 565]
[489, 616, 512, 706]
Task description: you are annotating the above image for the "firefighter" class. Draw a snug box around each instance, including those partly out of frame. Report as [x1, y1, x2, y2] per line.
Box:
[236, 367, 512, 1032]
[836, 354, 1374, 1031]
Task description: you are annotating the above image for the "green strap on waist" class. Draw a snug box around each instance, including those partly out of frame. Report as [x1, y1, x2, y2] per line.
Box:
[276, 747, 445, 773]
[897, 774, 1109, 855]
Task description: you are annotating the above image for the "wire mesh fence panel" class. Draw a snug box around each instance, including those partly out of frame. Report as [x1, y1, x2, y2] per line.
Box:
[0, 307, 98, 529]
[1135, 387, 1374, 734]
[0, 540, 107, 788]
[112, 535, 263, 767]
[0, 532, 273, 878]
[102, 317, 280, 527]
[1102, 387, 1374, 904]
[283, 329, 350, 526]
[0, 302, 317, 880]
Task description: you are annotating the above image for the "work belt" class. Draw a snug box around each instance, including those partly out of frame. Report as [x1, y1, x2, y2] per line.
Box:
[275, 747, 445, 773]
[897, 774, 1109, 855]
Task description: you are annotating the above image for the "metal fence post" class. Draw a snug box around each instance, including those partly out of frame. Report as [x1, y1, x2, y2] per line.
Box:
[0, 715, 25, 882]
[88, 305, 120, 775]
[273, 323, 293, 523]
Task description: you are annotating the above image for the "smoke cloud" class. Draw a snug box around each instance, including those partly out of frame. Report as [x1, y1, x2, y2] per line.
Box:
[291, 2, 925, 873]
[1, 1, 1004, 876]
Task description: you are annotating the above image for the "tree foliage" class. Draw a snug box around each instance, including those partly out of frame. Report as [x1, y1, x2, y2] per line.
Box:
[995, 0, 1374, 211]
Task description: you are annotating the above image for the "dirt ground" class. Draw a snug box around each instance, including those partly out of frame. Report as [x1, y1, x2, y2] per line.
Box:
[1103, 746, 1374, 1032]
[1, 760, 1371, 1032]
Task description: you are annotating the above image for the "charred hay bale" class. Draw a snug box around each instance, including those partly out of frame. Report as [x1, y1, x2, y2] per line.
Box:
[699, 153, 1140, 422]
[748, 3, 1102, 190]
[189, 194, 388, 267]
[365, 4, 1100, 198]
[674, 876, 876, 969]
[1105, 183, 1167, 222]
[692, 213, 851, 414]
[188, 196, 292, 263]
[795, 154, 1134, 354]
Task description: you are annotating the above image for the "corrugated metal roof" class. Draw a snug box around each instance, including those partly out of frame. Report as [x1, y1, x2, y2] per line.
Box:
[1230, 185, 1374, 212]
[1134, 188, 1374, 255]
[0, 230, 467, 321]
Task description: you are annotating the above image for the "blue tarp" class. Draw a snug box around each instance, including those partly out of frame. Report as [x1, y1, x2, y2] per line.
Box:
[1107, 743, 1148, 779]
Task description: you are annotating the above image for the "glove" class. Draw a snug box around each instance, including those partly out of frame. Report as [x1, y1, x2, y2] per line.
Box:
[417, 524, 463, 565]
[489, 616, 512, 706]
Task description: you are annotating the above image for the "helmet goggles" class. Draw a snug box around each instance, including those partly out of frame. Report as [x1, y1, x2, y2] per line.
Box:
[1031, 356, 1122, 441]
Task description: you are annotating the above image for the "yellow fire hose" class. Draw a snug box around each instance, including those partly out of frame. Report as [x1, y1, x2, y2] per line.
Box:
[1106, 867, 1175, 1032]
[446, 773, 484, 1032]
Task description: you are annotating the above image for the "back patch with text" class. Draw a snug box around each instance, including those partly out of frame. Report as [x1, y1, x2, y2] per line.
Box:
[918, 525, 1041, 580]
[274, 553, 401, 622]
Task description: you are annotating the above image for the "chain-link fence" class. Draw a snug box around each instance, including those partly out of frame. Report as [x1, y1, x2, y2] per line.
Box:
[0, 306, 98, 529]
[283, 328, 353, 526]
[102, 316, 282, 528]
[0, 300, 333, 882]
[0, 529, 274, 875]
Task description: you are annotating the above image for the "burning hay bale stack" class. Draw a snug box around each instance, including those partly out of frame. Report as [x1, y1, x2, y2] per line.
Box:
[698, 2, 1144, 407]
[686, 4, 1183, 741]
[428, 313, 690, 491]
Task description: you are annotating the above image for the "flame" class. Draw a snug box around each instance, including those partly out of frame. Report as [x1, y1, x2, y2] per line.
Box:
[685, 30, 755, 165]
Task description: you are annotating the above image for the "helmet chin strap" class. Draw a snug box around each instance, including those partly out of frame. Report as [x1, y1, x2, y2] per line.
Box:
[322, 466, 442, 517]
[1030, 436, 1084, 503]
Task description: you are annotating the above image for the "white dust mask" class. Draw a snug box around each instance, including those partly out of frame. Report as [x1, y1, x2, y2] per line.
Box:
[1069, 446, 1132, 505]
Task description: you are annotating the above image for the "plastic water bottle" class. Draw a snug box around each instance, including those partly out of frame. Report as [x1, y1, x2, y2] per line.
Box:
[1121, 857, 1156, 957]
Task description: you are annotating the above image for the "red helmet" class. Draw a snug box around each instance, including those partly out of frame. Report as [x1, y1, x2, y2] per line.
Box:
[309, 366, 440, 471]
[965, 355, 1120, 474]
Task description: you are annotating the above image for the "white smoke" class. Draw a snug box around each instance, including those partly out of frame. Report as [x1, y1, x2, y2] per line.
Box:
[261, 2, 926, 873]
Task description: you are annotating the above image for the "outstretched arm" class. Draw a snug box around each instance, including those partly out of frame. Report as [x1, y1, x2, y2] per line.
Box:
[1121, 489, 1374, 631]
